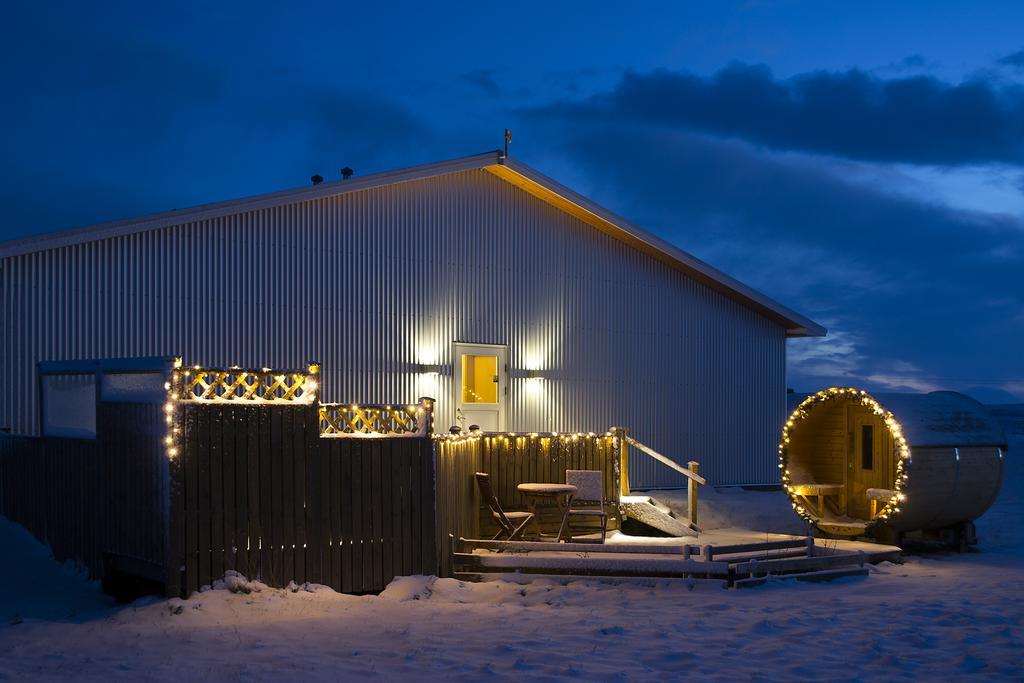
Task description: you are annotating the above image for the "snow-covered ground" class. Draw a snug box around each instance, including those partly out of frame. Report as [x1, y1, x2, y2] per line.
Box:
[0, 436, 1021, 680]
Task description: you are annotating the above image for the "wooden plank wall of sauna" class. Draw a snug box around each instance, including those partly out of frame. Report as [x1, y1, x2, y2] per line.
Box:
[173, 403, 437, 597]
[788, 403, 847, 484]
[434, 435, 620, 548]
[434, 439, 483, 577]
[0, 402, 167, 580]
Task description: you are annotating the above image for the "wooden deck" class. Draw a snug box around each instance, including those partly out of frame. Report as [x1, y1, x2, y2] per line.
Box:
[452, 531, 901, 588]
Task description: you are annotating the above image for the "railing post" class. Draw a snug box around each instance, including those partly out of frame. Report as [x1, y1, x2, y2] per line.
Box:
[618, 428, 630, 497]
[418, 396, 436, 437]
[688, 460, 699, 524]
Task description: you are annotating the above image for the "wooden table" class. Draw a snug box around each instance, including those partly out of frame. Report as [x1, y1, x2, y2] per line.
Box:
[517, 483, 577, 541]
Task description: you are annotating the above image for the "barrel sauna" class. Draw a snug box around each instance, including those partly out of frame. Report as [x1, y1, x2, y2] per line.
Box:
[780, 388, 1007, 546]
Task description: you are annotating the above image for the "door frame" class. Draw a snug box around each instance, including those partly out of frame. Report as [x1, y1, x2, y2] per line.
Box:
[451, 341, 508, 431]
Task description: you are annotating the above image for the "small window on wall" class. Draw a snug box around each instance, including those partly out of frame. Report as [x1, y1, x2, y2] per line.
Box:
[461, 354, 498, 404]
[42, 374, 97, 438]
[861, 424, 874, 470]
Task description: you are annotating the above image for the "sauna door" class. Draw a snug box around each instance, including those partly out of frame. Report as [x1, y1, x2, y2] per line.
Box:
[846, 406, 893, 519]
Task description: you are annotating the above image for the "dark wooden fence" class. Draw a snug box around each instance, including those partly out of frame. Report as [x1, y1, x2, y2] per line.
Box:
[435, 438, 483, 577]
[170, 403, 436, 596]
[434, 433, 621, 574]
[0, 402, 166, 579]
[2, 395, 620, 595]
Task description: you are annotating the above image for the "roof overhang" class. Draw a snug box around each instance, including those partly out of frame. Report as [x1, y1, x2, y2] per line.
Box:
[0, 150, 825, 337]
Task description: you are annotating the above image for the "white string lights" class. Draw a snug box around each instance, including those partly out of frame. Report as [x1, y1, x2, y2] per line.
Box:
[163, 361, 321, 460]
[434, 428, 618, 446]
[319, 398, 434, 437]
[779, 387, 910, 529]
[163, 357, 185, 461]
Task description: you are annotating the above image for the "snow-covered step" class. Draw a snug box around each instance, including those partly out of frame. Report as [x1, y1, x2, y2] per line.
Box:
[456, 549, 729, 577]
[816, 520, 868, 536]
[621, 495, 699, 537]
[463, 539, 688, 555]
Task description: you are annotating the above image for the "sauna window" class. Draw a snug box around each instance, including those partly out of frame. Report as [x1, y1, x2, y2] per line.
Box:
[461, 354, 498, 404]
[861, 425, 874, 470]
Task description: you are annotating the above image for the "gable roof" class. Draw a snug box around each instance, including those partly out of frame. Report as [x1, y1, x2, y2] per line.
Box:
[0, 150, 825, 337]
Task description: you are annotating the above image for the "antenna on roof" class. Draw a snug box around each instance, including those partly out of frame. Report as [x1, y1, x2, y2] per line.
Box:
[502, 128, 512, 159]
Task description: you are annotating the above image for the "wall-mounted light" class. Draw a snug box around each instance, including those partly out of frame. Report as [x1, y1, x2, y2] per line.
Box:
[416, 363, 444, 374]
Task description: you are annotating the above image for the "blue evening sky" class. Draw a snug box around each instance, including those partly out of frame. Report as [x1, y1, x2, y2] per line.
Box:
[2, 2, 1023, 400]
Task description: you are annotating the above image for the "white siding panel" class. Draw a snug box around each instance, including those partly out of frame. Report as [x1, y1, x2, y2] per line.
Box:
[0, 170, 785, 486]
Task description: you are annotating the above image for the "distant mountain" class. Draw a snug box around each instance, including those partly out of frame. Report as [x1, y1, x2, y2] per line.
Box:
[986, 404, 1024, 436]
[963, 387, 1022, 404]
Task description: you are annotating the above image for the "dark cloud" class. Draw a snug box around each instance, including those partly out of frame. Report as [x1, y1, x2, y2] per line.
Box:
[997, 49, 1024, 70]
[0, 11, 224, 123]
[521, 109, 1024, 396]
[301, 91, 435, 180]
[460, 69, 501, 96]
[0, 5, 441, 237]
[899, 54, 929, 69]
[1, 81, 440, 237]
[232, 83, 437, 188]
[533, 64, 1024, 166]
[874, 54, 936, 75]
[0, 167, 181, 239]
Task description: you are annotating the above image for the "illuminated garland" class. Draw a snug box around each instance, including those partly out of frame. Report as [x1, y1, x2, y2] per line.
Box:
[434, 429, 618, 444]
[320, 400, 433, 437]
[779, 387, 910, 529]
[163, 361, 321, 460]
[434, 430, 622, 498]
[164, 357, 185, 461]
[177, 365, 319, 403]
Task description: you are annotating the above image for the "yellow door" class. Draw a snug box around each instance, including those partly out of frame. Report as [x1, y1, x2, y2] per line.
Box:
[452, 343, 507, 431]
[847, 406, 895, 519]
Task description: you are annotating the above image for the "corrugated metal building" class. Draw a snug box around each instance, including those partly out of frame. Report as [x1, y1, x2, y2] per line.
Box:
[0, 151, 824, 487]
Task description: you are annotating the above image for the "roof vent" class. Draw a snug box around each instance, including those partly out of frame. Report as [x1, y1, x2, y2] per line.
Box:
[311, 174, 324, 185]
[341, 167, 354, 180]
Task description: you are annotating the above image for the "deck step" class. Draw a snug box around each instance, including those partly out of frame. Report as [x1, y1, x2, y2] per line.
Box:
[450, 535, 892, 588]
[461, 539, 687, 555]
[621, 496, 698, 537]
[454, 550, 730, 576]
[817, 521, 869, 536]
[454, 571, 728, 588]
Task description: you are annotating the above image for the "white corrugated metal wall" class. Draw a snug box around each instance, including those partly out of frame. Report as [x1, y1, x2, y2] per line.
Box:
[0, 169, 785, 486]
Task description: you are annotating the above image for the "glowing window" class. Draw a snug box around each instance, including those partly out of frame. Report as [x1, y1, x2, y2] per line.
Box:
[461, 354, 498, 403]
[861, 425, 874, 470]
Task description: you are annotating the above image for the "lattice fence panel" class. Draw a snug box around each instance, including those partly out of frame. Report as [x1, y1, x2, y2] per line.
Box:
[176, 366, 318, 403]
[320, 402, 431, 437]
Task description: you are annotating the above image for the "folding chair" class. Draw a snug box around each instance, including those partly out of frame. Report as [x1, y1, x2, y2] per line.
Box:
[475, 472, 535, 541]
[565, 470, 608, 543]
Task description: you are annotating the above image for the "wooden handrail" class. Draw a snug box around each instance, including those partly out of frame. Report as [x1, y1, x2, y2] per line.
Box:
[624, 436, 706, 485]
